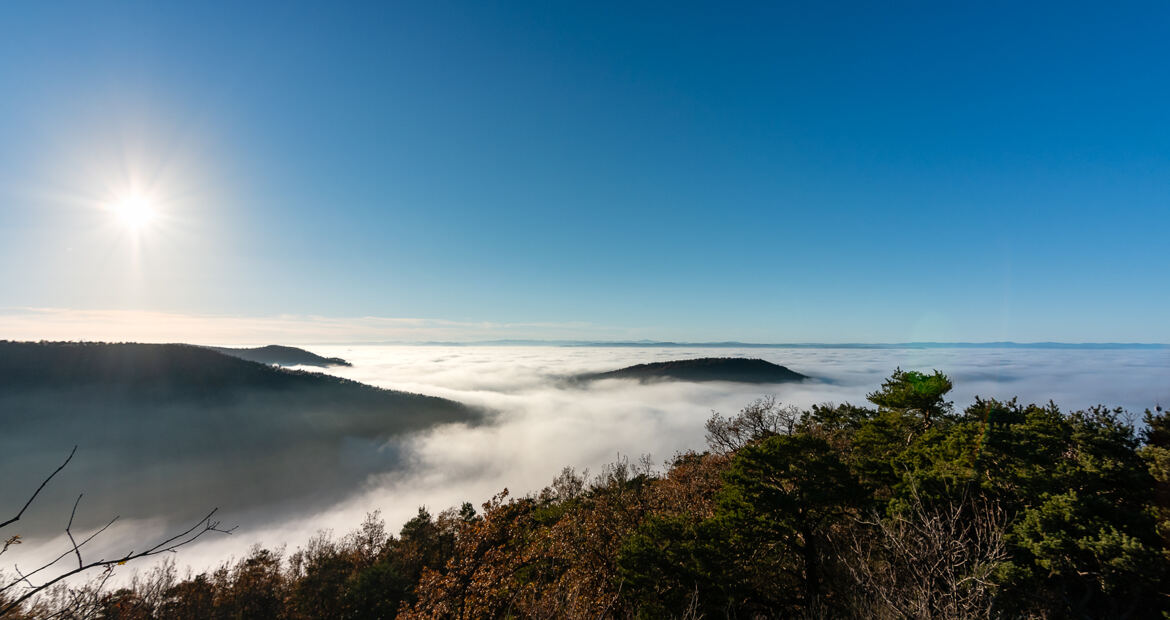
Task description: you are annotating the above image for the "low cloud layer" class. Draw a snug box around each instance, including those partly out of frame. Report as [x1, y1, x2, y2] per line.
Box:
[5, 345, 1169, 580]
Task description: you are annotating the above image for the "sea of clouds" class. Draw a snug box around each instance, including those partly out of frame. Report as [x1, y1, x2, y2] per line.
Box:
[8, 345, 1169, 580]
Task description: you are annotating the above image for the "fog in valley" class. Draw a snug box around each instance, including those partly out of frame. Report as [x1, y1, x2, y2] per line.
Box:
[4, 344, 1168, 579]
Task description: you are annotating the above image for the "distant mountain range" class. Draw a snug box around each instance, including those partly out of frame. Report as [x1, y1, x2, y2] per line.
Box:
[395, 340, 1169, 349]
[206, 344, 351, 367]
[0, 341, 479, 533]
[577, 357, 809, 384]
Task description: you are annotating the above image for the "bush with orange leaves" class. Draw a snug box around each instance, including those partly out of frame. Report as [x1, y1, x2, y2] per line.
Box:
[402, 457, 666, 619]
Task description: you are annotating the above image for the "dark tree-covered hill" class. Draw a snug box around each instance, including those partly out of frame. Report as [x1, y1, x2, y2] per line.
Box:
[206, 344, 351, 367]
[0, 341, 481, 533]
[578, 357, 809, 384]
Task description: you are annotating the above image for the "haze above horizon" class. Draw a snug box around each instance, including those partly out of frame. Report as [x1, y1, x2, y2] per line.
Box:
[2, 2, 1168, 343]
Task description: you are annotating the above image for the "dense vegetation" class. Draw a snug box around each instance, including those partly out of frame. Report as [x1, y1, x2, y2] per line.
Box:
[5, 369, 1169, 618]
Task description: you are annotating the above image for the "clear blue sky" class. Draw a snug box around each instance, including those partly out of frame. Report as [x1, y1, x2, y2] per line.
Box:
[1, 2, 1167, 342]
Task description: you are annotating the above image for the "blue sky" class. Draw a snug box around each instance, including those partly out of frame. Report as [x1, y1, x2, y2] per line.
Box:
[1, 2, 1168, 342]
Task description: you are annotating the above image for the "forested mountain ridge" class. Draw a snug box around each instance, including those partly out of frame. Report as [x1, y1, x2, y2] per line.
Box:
[9, 368, 1167, 618]
[0, 341, 481, 532]
[578, 357, 809, 384]
[205, 344, 351, 367]
[0, 341, 450, 411]
[0, 341, 362, 390]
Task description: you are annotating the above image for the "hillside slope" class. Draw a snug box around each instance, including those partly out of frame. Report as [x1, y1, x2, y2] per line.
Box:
[0, 341, 479, 532]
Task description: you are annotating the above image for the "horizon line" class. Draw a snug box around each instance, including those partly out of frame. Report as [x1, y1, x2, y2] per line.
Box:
[312, 339, 1170, 349]
[5, 338, 1168, 350]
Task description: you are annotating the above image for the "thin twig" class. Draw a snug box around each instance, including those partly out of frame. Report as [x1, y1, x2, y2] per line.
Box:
[0, 446, 77, 530]
[0, 510, 233, 616]
[66, 495, 83, 569]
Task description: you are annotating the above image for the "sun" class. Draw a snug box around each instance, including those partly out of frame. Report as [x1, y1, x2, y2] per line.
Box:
[109, 194, 156, 230]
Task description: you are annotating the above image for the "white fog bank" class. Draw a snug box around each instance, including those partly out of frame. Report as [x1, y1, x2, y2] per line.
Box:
[10, 345, 1169, 578]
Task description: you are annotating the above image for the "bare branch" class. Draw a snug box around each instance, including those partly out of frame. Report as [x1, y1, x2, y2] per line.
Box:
[66, 495, 83, 569]
[1, 509, 233, 617]
[706, 396, 800, 454]
[0, 516, 119, 597]
[0, 446, 77, 530]
[840, 485, 1008, 619]
[0, 447, 234, 617]
[0, 537, 20, 559]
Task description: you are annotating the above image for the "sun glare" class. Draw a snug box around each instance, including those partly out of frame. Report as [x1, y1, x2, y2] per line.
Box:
[110, 194, 156, 230]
